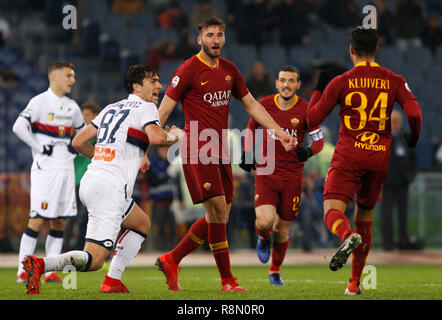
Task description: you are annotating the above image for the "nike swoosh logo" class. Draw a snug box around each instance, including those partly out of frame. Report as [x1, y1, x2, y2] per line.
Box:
[201, 81, 208, 86]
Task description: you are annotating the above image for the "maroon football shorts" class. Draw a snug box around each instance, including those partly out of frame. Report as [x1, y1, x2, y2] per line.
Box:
[182, 161, 233, 205]
[323, 166, 387, 210]
[254, 174, 303, 221]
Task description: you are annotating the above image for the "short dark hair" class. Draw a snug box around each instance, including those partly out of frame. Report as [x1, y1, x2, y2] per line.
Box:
[197, 16, 226, 34]
[48, 61, 75, 75]
[124, 64, 158, 94]
[350, 27, 378, 57]
[81, 102, 100, 115]
[278, 65, 300, 81]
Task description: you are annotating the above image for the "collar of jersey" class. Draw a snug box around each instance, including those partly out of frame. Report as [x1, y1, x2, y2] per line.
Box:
[47, 87, 64, 100]
[196, 52, 219, 69]
[128, 93, 145, 103]
[354, 61, 380, 68]
[274, 94, 298, 111]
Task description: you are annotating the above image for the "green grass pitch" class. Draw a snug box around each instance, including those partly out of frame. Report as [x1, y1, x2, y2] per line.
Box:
[1, 264, 441, 300]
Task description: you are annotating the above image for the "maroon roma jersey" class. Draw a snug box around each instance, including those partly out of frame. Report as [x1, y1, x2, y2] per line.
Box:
[165, 53, 249, 161]
[308, 61, 422, 173]
[246, 94, 322, 179]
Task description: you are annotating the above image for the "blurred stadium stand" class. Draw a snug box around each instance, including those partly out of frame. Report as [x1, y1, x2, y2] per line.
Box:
[0, 2, 438, 166]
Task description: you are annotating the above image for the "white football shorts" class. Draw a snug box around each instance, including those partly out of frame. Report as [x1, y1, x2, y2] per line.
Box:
[29, 168, 77, 219]
[79, 171, 134, 250]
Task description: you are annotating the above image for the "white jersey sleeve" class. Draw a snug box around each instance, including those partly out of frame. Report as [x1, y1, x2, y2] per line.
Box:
[71, 101, 86, 133]
[19, 96, 41, 123]
[91, 106, 107, 129]
[13, 97, 44, 153]
[12, 116, 43, 153]
[137, 102, 161, 129]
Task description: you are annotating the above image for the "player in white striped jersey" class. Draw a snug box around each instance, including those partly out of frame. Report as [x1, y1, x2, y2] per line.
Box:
[13, 61, 85, 283]
[21, 65, 182, 294]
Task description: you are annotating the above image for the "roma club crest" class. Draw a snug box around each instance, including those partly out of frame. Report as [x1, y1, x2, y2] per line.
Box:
[290, 118, 299, 127]
[203, 182, 211, 190]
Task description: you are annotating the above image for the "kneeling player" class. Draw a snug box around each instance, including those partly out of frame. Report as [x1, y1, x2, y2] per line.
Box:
[22, 65, 182, 294]
[240, 65, 324, 285]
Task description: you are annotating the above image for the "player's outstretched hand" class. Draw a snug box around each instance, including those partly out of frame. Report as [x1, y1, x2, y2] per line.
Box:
[404, 132, 418, 148]
[168, 125, 184, 140]
[239, 151, 256, 172]
[314, 69, 341, 92]
[139, 154, 150, 173]
[295, 147, 313, 162]
[42, 144, 54, 156]
[279, 133, 297, 152]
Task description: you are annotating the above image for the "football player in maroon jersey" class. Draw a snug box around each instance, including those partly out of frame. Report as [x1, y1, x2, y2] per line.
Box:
[308, 27, 422, 295]
[240, 65, 324, 286]
[155, 17, 296, 292]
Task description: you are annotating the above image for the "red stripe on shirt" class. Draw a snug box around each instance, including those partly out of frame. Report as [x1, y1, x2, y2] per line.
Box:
[31, 122, 73, 134]
[127, 127, 148, 142]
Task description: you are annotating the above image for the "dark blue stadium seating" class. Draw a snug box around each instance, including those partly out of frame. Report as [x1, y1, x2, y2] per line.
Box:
[26, 75, 49, 94]
[259, 44, 288, 77]
[0, 1, 440, 173]
[224, 43, 258, 75]
[98, 36, 120, 66]
[290, 46, 320, 67]
[158, 61, 181, 87]
[81, 20, 100, 55]
[120, 52, 141, 76]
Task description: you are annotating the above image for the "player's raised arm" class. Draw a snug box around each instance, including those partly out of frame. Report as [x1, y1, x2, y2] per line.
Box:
[307, 70, 342, 128]
[72, 124, 98, 159]
[240, 92, 297, 151]
[395, 76, 422, 148]
[158, 94, 178, 127]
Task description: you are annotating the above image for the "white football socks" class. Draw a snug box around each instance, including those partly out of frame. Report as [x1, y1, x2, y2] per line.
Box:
[43, 250, 90, 272]
[44, 229, 64, 275]
[17, 228, 38, 275]
[107, 230, 146, 280]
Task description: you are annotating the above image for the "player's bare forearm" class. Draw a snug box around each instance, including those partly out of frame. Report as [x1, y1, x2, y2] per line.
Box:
[158, 95, 178, 126]
[241, 93, 285, 138]
[76, 142, 95, 159]
[72, 124, 97, 159]
[145, 124, 180, 147]
[241, 93, 296, 151]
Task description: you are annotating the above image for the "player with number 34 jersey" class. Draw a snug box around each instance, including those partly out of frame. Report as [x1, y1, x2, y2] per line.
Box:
[307, 27, 422, 296]
[308, 61, 421, 175]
